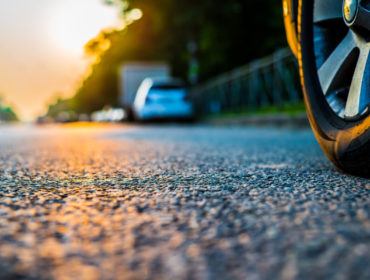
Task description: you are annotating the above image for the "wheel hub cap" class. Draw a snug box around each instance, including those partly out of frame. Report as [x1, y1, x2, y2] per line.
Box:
[343, 0, 358, 24]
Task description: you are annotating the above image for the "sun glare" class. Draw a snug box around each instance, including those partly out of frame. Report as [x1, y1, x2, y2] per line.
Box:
[127, 8, 143, 22]
[49, 0, 123, 54]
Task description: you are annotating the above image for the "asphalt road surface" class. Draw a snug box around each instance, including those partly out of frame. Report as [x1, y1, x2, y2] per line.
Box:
[0, 123, 369, 280]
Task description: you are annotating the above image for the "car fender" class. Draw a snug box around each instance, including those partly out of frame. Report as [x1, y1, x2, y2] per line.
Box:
[283, 0, 299, 58]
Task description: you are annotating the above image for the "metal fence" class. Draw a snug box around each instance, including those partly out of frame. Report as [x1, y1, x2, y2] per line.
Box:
[190, 48, 302, 116]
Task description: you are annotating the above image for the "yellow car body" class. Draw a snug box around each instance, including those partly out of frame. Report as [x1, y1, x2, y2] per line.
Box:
[282, 0, 299, 58]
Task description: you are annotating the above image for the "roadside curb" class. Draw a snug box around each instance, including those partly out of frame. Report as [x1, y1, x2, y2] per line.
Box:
[202, 113, 310, 128]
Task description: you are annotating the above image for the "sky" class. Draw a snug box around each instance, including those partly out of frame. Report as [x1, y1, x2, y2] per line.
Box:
[0, 0, 123, 121]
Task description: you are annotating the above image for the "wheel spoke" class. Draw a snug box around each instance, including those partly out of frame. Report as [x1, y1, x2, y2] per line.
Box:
[345, 49, 370, 117]
[318, 32, 357, 95]
[314, 0, 342, 24]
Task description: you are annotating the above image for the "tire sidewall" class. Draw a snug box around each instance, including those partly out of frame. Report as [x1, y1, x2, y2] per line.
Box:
[298, 0, 370, 175]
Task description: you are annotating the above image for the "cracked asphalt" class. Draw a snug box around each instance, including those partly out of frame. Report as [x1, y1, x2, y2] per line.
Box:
[0, 123, 369, 280]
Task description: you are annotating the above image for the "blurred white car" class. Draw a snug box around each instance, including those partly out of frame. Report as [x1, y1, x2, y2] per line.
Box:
[91, 108, 125, 122]
[133, 78, 194, 121]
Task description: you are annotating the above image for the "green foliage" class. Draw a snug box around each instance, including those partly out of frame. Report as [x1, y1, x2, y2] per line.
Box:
[206, 102, 307, 119]
[0, 106, 19, 122]
[65, 0, 286, 115]
[46, 98, 73, 119]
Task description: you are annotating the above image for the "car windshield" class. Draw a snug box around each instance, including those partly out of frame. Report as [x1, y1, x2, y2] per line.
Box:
[146, 84, 187, 102]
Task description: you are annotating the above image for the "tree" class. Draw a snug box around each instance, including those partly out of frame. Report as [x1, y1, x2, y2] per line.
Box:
[0, 98, 19, 122]
[67, 0, 286, 114]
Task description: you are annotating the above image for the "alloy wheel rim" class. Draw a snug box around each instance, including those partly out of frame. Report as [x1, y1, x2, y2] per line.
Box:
[313, 0, 370, 119]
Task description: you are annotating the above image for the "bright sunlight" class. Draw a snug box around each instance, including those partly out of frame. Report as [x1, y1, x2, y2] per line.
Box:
[49, 0, 124, 54]
[0, 0, 124, 120]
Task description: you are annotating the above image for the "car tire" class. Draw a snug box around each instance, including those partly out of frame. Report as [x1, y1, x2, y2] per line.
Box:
[298, 0, 370, 177]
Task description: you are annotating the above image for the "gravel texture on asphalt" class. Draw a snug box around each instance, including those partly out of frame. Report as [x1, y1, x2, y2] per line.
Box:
[0, 124, 369, 280]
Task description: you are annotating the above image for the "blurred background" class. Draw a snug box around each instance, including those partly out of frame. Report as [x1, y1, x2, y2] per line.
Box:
[0, 0, 303, 124]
